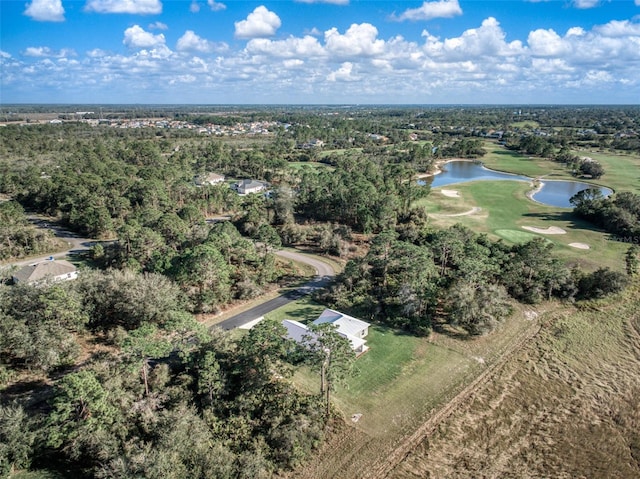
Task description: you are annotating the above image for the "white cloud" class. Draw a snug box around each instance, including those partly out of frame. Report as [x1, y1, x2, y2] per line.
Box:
[149, 21, 168, 30]
[234, 6, 281, 39]
[177, 30, 228, 53]
[190, 1, 200, 13]
[527, 28, 571, 56]
[438, 17, 524, 59]
[208, 0, 226, 11]
[123, 25, 166, 48]
[395, 0, 462, 22]
[246, 36, 324, 58]
[24, 0, 65, 22]
[594, 20, 640, 37]
[573, 0, 599, 8]
[4, 15, 640, 104]
[23, 46, 76, 58]
[327, 62, 358, 81]
[85, 0, 162, 15]
[325, 23, 385, 57]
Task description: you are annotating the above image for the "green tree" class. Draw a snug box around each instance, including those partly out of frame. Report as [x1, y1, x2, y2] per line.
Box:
[305, 322, 355, 417]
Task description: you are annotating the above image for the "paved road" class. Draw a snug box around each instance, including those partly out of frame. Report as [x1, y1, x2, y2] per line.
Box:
[1, 216, 96, 269]
[214, 250, 336, 330]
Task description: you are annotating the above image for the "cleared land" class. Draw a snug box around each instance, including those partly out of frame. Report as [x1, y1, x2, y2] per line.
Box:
[388, 282, 640, 479]
[285, 301, 547, 479]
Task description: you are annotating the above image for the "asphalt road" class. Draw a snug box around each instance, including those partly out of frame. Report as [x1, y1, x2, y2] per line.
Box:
[214, 250, 336, 330]
[2, 215, 96, 269]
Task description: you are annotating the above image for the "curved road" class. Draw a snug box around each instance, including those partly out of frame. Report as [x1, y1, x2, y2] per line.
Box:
[214, 250, 336, 330]
[3, 216, 336, 332]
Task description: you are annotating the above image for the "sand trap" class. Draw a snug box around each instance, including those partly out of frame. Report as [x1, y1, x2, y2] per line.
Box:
[433, 207, 481, 217]
[569, 242, 590, 250]
[441, 189, 461, 198]
[522, 226, 567, 235]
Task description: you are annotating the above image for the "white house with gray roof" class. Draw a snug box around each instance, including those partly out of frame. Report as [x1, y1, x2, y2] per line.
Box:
[282, 309, 370, 355]
[12, 259, 78, 285]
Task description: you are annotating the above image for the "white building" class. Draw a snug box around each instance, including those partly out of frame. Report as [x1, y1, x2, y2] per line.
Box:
[282, 308, 371, 355]
[12, 259, 78, 285]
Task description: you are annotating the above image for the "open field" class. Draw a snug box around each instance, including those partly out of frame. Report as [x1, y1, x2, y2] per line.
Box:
[286, 300, 545, 479]
[480, 141, 640, 194]
[388, 281, 640, 479]
[572, 149, 640, 194]
[424, 180, 628, 271]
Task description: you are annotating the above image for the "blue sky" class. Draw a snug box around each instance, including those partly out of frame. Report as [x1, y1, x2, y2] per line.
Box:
[1, 0, 639, 104]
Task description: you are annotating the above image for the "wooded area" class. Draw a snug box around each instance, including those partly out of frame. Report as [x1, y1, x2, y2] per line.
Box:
[1, 105, 638, 478]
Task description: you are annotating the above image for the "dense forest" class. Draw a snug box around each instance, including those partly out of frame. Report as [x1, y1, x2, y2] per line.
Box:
[1, 105, 638, 477]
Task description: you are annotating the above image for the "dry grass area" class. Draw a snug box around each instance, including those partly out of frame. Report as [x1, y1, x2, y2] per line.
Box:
[388, 282, 640, 479]
[285, 304, 545, 479]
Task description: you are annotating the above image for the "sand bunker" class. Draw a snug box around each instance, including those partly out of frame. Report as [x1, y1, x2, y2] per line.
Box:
[522, 226, 567, 235]
[569, 242, 590, 250]
[441, 189, 461, 198]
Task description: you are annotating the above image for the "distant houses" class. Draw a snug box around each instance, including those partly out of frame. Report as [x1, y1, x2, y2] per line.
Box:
[12, 259, 78, 285]
[194, 172, 225, 187]
[282, 308, 370, 355]
[233, 179, 267, 195]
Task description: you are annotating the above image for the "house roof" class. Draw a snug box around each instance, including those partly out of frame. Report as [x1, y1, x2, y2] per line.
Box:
[13, 260, 77, 283]
[282, 319, 316, 345]
[313, 309, 370, 338]
[237, 179, 265, 190]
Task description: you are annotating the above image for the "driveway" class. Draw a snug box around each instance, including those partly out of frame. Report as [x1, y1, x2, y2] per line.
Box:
[214, 250, 336, 330]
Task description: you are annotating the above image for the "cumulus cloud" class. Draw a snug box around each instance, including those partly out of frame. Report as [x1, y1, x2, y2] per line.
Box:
[123, 25, 166, 48]
[431, 17, 524, 60]
[23, 46, 76, 57]
[527, 28, 571, 56]
[327, 62, 358, 81]
[395, 0, 462, 22]
[208, 0, 226, 11]
[24, 0, 65, 22]
[246, 36, 324, 58]
[4, 14, 640, 104]
[573, 0, 599, 8]
[85, 0, 162, 15]
[594, 19, 640, 37]
[325, 23, 385, 57]
[234, 6, 281, 39]
[177, 30, 228, 53]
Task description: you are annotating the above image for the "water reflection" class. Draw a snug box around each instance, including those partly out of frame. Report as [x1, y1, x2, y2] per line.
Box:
[419, 160, 612, 208]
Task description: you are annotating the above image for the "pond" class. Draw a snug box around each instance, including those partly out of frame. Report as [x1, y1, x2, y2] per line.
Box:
[418, 160, 613, 208]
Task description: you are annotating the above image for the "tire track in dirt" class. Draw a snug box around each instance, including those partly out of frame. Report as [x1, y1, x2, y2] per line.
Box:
[362, 316, 545, 479]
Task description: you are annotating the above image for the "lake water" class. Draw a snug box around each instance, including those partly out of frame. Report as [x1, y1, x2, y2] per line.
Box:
[418, 161, 612, 208]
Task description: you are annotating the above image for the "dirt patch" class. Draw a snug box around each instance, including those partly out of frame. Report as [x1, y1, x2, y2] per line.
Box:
[440, 189, 461, 198]
[569, 242, 590, 249]
[522, 225, 567, 235]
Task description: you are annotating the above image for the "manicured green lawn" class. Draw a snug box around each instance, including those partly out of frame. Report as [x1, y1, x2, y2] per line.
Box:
[571, 150, 640, 194]
[480, 140, 640, 194]
[424, 180, 628, 271]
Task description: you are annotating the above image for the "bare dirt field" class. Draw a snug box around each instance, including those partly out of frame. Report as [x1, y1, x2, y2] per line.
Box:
[387, 284, 640, 479]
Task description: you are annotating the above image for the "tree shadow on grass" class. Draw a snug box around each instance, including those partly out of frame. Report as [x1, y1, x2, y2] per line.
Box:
[522, 211, 605, 233]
